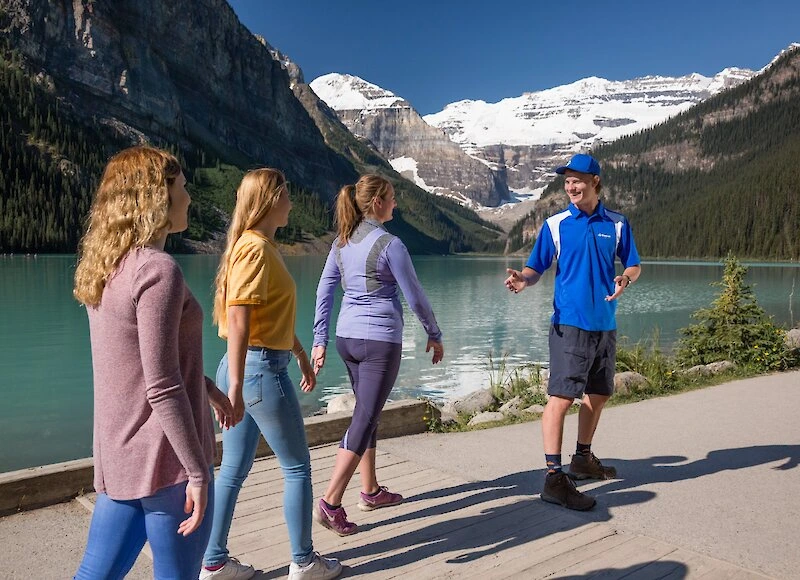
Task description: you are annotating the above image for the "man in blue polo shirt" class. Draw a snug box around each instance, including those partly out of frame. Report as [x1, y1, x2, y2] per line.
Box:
[504, 153, 641, 511]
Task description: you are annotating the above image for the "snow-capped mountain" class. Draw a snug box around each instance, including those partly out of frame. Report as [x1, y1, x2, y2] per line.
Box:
[310, 74, 510, 206]
[311, 73, 410, 111]
[423, 68, 755, 194]
[425, 69, 754, 150]
[311, 66, 757, 210]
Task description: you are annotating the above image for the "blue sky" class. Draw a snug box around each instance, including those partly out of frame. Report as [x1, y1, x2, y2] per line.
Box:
[228, 0, 800, 115]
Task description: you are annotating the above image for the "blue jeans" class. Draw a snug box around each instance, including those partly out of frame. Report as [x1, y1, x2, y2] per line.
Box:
[74, 473, 214, 580]
[204, 349, 313, 566]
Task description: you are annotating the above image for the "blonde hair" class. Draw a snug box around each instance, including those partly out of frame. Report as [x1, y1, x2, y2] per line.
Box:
[212, 168, 287, 326]
[335, 174, 393, 246]
[73, 146, 181, 306]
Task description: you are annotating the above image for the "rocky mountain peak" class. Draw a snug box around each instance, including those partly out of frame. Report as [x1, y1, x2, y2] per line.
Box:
[310, 73, 509, 206]
[311, 73, 410, 111]
[254, 34, 305, 86]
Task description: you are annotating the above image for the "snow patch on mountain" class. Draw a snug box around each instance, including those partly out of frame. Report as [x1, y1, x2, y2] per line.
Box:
[390, 156, 433, 191]
[311, 73, 409, 110]
[509, 186, 546, 202]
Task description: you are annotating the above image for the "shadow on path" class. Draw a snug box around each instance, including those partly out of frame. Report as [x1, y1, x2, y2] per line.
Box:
[326, 470, 651, 575]
[587, 443, 800, 509]
[325, 444, 799, 575]
[554, 560, 689, 579]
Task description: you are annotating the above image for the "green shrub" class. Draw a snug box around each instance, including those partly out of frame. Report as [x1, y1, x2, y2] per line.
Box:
[616, 330, 679, 392]
[676, 254, 796, 372]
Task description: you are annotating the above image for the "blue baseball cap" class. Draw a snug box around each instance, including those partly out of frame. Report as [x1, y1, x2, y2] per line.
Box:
[555, 154, 601, 176]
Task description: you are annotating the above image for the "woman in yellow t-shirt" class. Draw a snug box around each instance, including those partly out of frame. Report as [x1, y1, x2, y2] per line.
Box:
[200, 169, 342, 580]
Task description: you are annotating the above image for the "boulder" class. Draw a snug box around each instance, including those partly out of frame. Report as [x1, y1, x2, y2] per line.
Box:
[439, 410, 459, 425]
[498, 396, 522, 416]
[467, 411, 505, 427]
[680, 365, 711, 378]
[526, 384, 547, 398]
[522, 404, 546, 414]
[327, 393, 356, 414]
[614, 371, 649, 395]
[449, 388, 496, 415]
[786, 328, 800, 350]
[705, 360, 736, 374]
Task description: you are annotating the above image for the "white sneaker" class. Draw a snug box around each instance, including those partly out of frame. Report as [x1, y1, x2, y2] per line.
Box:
[199, 557, 256, 579]
[287, 552, 342, 579]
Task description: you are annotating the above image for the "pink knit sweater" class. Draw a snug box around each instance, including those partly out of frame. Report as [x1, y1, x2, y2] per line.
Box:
[86, 247, 215, 500]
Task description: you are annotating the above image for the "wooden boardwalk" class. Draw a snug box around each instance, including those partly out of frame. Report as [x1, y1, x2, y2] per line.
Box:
[153, 442, 768, 580]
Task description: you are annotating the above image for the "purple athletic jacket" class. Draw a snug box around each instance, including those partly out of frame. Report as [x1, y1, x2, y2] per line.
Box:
[313, 218, 442, 346]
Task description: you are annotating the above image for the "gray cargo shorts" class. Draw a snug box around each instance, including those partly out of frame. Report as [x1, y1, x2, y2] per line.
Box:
[547, 323, 616, 399]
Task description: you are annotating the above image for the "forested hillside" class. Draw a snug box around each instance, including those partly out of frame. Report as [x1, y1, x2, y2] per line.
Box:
[0, 43, 124, 252]
[0, 1, 503, 254]
[0, 40, 332, 252]
[507, 46, 800, 261]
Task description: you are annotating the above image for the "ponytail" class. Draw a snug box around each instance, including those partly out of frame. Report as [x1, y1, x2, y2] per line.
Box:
[334, 175, 392, 247]
[335, 184, 361, 246]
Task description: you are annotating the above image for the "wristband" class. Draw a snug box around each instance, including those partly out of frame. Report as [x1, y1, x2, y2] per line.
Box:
[621, 274, 632, 287]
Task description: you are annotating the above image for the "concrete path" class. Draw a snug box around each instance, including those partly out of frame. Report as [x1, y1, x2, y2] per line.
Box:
[382, 370, 800, 579]
[1, 370, 797, 578]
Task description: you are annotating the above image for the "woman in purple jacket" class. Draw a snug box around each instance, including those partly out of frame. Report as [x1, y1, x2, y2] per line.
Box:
[311, 174, 445, 536]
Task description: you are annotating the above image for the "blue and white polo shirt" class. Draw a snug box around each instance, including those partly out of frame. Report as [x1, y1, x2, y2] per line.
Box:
[526, 202, 640, 331]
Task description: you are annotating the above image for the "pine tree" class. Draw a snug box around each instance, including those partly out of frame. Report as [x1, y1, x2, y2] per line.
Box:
[676, 255, 794, 370]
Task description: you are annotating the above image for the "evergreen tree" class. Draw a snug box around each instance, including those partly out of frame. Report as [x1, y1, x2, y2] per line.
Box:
[676, 255, 795, 371]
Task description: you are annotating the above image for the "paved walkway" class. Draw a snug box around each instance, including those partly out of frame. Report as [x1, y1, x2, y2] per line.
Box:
[1, 370, 798, 578]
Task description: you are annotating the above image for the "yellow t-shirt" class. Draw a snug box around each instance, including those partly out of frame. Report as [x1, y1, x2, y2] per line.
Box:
[218, 230, 296, 349]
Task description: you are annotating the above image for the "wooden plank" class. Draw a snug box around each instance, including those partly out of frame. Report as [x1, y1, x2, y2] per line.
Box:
[475, 523, 618, 580]
[654, 548, 771, 580]
[227, 467, 453, 540]
[229, 460, 439, 520]
[514, 531, 633, 579]
[361, 500, 571, 579]
[553, 534, 678, 579]
[235, 476, 494, 570]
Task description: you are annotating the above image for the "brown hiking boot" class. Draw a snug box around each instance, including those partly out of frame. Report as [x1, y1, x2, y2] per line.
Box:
[568, 452, 617, 480]
[541, 471, 596, 511]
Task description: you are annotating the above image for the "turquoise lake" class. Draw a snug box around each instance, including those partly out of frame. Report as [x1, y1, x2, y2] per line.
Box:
[1, 255, 798, 472]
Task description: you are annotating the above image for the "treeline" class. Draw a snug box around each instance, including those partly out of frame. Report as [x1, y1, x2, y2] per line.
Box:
[620, 136, 800, 259]
[0, 44, 332, 254]
[0, 44, 129, 252]
[506, 46, 800, 260]
[0, 44, 339, 253]
[188, 163, 331, 245]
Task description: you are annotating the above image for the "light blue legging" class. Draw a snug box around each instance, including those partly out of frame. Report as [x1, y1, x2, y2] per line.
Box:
[203, 349, 314, 567]
[74, 473, 214, 580]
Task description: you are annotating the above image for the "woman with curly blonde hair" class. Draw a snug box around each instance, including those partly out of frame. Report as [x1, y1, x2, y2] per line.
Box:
[73, 145, 233, 580]
[200, 168, 341, 580]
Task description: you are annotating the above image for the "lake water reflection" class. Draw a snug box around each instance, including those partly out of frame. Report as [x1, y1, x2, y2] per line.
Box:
[1, 254, 797, 471]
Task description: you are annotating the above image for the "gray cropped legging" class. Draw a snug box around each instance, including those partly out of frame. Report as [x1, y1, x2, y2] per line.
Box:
[335, 336, 403, 456]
